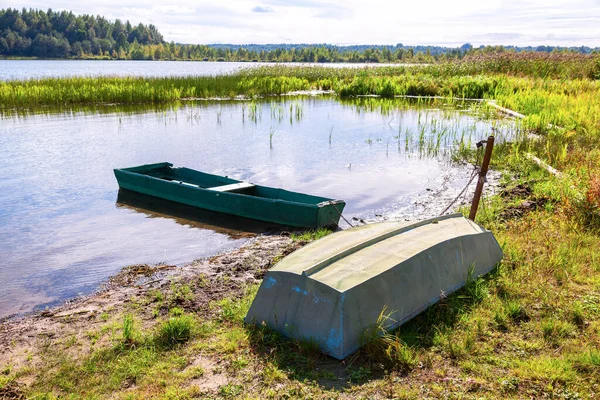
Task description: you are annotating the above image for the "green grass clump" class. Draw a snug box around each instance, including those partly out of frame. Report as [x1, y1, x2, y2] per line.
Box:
[155, 315, 196, 348]
[290, 228, 332, 243]
[121, 314, 136, 346]
[572, 349, 600, 373]
[504, 299, 528, 322]
[358, 308, 419, 372]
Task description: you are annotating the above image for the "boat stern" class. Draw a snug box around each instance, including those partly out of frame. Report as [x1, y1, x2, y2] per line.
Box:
[316, 200, 346, 228]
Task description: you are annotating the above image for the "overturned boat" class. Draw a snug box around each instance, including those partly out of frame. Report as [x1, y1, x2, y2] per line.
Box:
[245, 213, 503, 359]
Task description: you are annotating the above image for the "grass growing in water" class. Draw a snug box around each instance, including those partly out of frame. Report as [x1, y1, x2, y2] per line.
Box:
[0, 54, 594, 110]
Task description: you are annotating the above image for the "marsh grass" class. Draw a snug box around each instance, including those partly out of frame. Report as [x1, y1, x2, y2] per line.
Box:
[335, 97, 520, 161]
[1, 54, 598, 112]
[248, 101, 259, 123]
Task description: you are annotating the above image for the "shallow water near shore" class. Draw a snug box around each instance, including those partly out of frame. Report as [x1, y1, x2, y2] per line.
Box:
[0, 97, 515, 318]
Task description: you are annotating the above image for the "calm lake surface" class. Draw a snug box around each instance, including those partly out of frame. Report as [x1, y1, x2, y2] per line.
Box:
[0, 97, 511, 318]
[0, 60, 404, 81]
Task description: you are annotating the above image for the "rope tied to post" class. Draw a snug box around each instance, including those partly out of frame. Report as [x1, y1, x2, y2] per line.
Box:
[438, 136, 494, 218]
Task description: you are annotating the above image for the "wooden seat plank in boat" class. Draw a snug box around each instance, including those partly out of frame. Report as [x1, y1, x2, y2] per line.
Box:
[206, 182, 255, 193]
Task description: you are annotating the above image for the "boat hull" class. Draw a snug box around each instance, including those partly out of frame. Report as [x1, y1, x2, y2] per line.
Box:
[114, 162, 345, 229]
[245, 214, 503, 359]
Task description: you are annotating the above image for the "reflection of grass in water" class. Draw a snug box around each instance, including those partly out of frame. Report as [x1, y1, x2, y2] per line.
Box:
[0, 101, 186, 120]
[295, 104, 303, 121]
[186, 109, 201, 124]
[269, 126, 276, 149]
[249, 102, 259, 123]
[3, 93, 520, 164]
[222, 97, 519, 162]
[270, 104, 285, 122]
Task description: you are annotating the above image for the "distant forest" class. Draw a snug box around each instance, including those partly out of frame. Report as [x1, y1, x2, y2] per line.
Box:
[1, 8, 598, 62]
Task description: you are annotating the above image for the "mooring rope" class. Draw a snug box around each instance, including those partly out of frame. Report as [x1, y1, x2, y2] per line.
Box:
[438, 166, 480, 216]
[438, 145, 485, 216]
[334, 141, 486, 226]
[332, 203, 354, 228]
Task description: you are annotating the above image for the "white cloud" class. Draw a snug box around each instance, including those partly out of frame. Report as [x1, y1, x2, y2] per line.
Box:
[1, 0, 599, 46]
[251, 5, 273, 13]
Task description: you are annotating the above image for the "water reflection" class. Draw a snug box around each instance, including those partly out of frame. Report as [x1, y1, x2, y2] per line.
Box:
[0, 96, 518, 318]
[116, 189, 280, 238]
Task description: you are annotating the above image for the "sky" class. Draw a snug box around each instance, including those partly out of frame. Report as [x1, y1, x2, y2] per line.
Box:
[1, 0, 600, 47]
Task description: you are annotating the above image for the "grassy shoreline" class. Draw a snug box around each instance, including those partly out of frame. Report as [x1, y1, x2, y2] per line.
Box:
[1, 54, 600, 398]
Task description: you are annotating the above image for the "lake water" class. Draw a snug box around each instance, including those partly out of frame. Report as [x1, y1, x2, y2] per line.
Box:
[0, 60, 404, 81]
[0, 97, 512, 318]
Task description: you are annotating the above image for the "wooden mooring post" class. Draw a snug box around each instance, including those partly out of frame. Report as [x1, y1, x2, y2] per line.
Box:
[469, 135, 495, 221]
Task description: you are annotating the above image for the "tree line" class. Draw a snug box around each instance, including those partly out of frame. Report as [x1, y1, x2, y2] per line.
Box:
[0, 8, 162, 58]
[1, 8, 598, 62]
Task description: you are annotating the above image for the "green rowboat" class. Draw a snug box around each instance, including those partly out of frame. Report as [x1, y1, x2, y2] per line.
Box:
[113, 162, 346, 229]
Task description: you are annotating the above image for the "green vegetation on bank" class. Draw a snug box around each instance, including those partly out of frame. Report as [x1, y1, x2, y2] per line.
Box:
[1, 52, 600, 398]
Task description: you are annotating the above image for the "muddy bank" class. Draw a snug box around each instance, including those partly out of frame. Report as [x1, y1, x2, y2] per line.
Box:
[0, 234, 296, 372]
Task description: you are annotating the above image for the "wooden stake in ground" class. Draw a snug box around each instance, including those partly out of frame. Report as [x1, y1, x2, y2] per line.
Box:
[469, 135, 495, 221]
